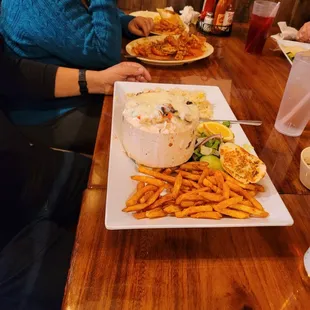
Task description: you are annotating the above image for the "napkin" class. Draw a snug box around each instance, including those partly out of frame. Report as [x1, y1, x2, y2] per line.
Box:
[179, 6, 200, 25]
[277, 22, 298, 40]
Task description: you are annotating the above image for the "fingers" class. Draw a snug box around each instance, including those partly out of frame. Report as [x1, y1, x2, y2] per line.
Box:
[135, 17, 154, 37]
[121, 62, 152, 81]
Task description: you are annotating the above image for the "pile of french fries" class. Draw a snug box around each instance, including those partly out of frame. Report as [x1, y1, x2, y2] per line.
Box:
[123, 162, 269, 220]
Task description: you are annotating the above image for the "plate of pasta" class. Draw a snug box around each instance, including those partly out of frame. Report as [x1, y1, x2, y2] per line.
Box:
[126, 32, 214, 66]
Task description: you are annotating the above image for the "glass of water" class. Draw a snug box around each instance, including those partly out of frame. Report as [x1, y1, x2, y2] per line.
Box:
[275, 51, 310, 137]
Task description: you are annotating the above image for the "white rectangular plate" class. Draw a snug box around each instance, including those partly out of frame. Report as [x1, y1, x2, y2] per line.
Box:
[272, 37, 310, 65]
[105, 82, 293, 230]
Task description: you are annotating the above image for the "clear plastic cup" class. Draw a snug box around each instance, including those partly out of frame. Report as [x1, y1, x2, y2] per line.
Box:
[275, 51, 310, 137]
[245, 1, 280, 54]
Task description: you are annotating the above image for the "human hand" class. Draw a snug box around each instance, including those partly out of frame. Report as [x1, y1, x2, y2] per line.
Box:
[89, 62, 151, 95]
[128, 16, 154, 37]
[297, 22, 310, 43]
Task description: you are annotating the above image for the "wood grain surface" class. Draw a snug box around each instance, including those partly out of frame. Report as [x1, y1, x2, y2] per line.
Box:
[63, 190, 310, 309]
[63, 23, 310, 309]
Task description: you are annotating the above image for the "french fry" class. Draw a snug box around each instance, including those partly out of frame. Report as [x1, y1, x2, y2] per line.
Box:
[180, 162, 209, 171]
[198, 192, 225, 202]
[243, 194, 263, 210]
[182, 205, 213, 216]
[223, 182, 230, 199]
[195, 201, 207, 206]
[146, 208, 166, 219]
[162, 200, 176, 208]
[133, 212, 147, 219]
[190, 181, 200, 189]
[131, 175, 164, 187]
[123, 203, 149, 212]
[214, 207, 250, 219]
[152, 168, 163, 172]
[172, 173, 183, 198]
[164, 205, 182, 214]
[127, 163, 268, 221]
[221, 171, 265, 192]
[179, 171, 200, 181]
[177, 194, 206, 204]
[226, 181, 263, 210]
[137, 182, 145, 190]
[229, 204, 269, 218]
[139, 190, 155, 204]
[215, 196, 243, 210]
[176, 187, 211, 204]
[198, 168, 209, 186]
[190, 211, 222, 219]
[247, 190, 257, 197]
[126, 185, 158, 207]
[214, 171, 225, 189]
[208, 176, 217, 185]
[148, 193, 174, 210]
[203, 178, 222, 193]
[146, 186, 166, 205]
[240, 200, 253, 207]
[176, 206, 213, 218]
[180, 201, 195, 207]
[253, 184, 265, 192]
[138, 166, 192, 187]
[163, 168, 172, 175]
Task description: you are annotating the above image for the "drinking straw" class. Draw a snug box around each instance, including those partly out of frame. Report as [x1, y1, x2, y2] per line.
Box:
[280, 91, 310, 124]
[246, 2, 280, 51]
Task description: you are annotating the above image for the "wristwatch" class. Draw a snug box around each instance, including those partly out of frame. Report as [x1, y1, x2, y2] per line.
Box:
[78, 69, 88, 95]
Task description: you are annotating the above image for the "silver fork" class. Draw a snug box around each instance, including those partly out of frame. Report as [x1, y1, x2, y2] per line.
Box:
[201, 119, 262, 126]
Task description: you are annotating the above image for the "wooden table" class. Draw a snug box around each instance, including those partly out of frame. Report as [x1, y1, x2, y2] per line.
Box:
[63, 24, 310, 310]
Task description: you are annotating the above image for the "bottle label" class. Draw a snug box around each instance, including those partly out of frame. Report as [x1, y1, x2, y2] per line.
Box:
[223, 11, 235, 26]
[216, 14, 225, 26]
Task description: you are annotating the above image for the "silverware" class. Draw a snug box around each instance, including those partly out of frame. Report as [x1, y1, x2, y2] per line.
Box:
[201, 119, 262, 126]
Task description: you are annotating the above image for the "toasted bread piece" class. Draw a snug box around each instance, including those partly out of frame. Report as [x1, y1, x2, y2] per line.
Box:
[156, 9, 183, 26]
[219, 143, 266, 184]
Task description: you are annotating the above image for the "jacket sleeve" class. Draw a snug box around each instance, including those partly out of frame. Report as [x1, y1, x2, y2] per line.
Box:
[117, 8, 137, 40]
[0, 54, 57, 100]
[52, 0, 124, 69]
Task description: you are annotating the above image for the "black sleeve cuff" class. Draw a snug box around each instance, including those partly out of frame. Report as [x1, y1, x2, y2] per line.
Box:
[0, 54, 58, 100]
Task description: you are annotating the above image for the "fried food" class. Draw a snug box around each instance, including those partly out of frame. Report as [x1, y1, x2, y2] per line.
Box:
[190, 211, 222, 219]
[153, 9, 185, 35]
[219, 143, 267, 184]
[126, 184, 158, 207]
[132, 32, 207, 61]
[124, 163, 268, 220]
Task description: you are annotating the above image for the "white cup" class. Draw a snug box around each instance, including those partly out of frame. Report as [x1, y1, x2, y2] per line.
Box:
[300, 147, 310, 189]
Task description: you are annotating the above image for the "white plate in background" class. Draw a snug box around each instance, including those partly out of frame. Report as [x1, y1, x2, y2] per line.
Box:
[272, 37, 310, 65]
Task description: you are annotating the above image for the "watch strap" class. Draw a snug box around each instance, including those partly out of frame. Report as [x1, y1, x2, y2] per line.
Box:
[78, 69, 88, 95]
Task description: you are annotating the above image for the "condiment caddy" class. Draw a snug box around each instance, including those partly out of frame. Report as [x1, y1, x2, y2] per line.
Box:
[198, 0, 235, 37]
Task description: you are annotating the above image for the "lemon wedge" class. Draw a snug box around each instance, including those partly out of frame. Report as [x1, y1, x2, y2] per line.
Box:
[197, 122, 234, 142]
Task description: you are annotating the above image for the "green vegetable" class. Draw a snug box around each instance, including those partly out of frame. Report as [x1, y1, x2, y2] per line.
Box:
[222, 121, 231, 128]
[200, 155, 223, 171]
[193, 148, 203, 158]
[204, 139, 220, 150]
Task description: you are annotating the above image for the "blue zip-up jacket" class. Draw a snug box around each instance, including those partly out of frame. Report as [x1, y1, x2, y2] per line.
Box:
[0, 0, 135, 125]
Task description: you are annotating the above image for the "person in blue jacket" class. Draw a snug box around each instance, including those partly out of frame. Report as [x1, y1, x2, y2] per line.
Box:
[1, 0, 153, 68]
[0, 1, 153, 153]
